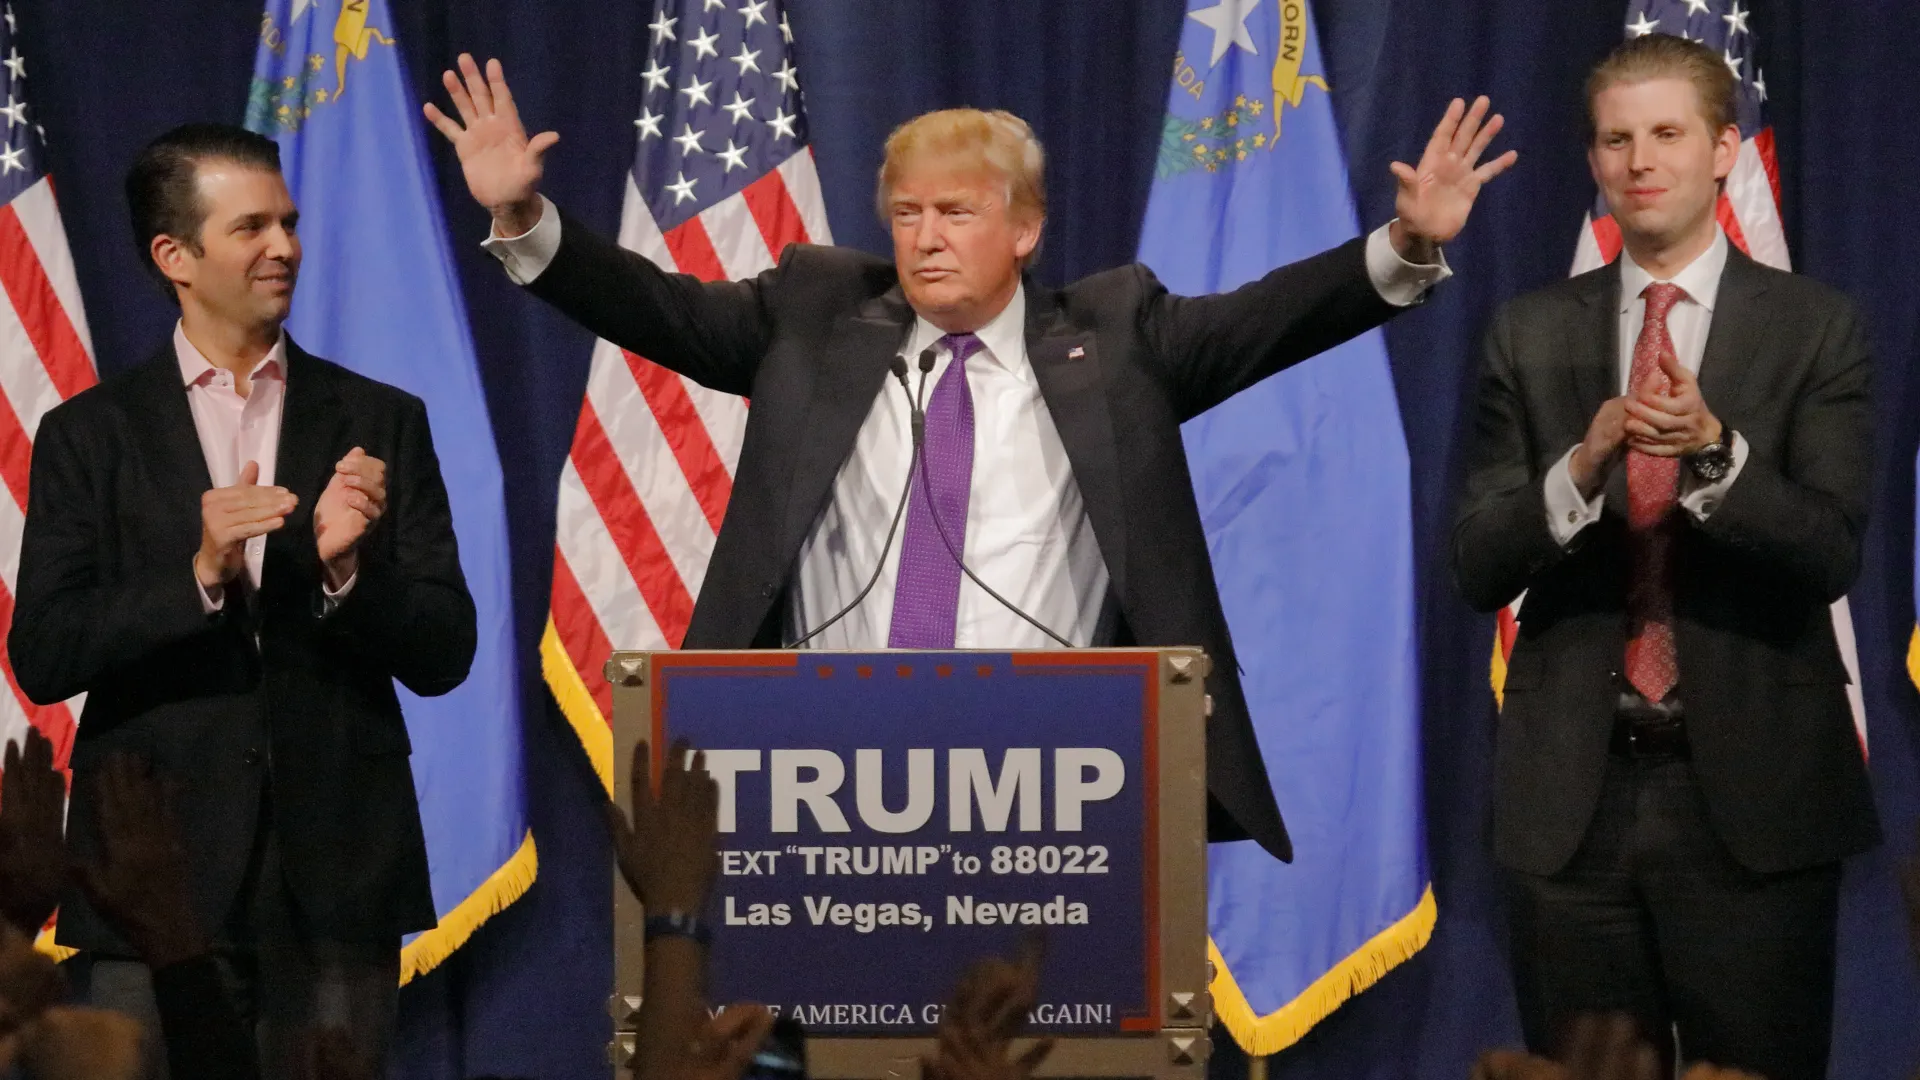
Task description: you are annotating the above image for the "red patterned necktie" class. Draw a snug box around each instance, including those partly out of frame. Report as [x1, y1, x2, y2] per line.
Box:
[1624, 282, 1688, 703]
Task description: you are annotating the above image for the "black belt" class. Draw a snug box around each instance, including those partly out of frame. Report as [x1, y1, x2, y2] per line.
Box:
[1609, 690, 1690, 760]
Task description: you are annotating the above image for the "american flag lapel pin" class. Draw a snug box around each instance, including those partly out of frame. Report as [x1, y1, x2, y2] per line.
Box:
[1067, 345, 1086, 360]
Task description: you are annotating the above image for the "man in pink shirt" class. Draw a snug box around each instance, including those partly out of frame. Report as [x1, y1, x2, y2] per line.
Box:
[10, 123, 475, 1079]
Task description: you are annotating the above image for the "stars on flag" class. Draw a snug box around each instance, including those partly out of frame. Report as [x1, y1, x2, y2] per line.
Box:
[688, 25, 720, 61]
[1722, 2, 1749, 36]
[1627, 11, 1659, 36]
[642, 58, 672, 94]
[633, 0, 809, 228]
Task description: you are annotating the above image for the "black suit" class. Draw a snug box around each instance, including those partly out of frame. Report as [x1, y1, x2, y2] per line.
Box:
[528, 213, 1407, 863]
[1453, 246, 1879, 1078]
[10, 340, 475, 953]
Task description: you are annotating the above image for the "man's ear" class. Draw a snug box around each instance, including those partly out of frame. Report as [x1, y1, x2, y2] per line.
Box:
[149, 233, 194, 292]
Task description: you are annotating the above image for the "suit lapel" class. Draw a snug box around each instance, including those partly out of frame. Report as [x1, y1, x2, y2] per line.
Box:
[125, 345, 216, 502]
[270, 340, 349, 576]
[1695, 246, 1774, 426]
[1565, 263, 1631, 516]
[780, 289, 912, 554]
[1024, 284, 1126, 598]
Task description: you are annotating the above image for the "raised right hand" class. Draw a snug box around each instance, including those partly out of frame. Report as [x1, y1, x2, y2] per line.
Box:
[1568, 397, 1631, 501]
[196, 460, 295, 590]
[423, 53, 560, 237]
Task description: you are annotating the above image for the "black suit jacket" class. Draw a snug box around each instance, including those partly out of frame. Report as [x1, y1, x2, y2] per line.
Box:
[10, 340, 477, 952]
[1452, 246, 1880, 876]
[529, 214, 1407, 862]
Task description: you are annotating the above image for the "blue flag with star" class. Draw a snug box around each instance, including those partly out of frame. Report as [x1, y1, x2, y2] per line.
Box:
[1136, 0, 1431, 1053]
[246, 0, 533, 982]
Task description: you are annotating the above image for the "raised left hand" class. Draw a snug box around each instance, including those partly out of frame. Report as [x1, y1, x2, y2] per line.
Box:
[1391, 96, 1518, 258]
[314, 447, 387, 584]
[1623, 351, 1723, 458]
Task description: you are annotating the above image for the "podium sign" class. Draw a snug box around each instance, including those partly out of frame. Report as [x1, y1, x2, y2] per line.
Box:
[609, 649, 1211, 1079]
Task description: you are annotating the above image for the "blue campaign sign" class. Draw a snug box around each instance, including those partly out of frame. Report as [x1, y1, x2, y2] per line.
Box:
[654, 651, 1163, 1037]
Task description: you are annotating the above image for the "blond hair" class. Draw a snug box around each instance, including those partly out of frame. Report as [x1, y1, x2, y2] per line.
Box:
[1586, 33, 1738, 142]
[874, 108, 1047, 224]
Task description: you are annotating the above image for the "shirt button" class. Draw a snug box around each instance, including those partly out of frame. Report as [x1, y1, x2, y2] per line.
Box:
[1567, 510, 1579, 523]
[1701, 500, 1717, 514]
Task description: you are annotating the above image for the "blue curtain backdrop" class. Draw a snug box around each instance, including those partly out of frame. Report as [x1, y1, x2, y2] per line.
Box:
[20, 1, 1920, 1078]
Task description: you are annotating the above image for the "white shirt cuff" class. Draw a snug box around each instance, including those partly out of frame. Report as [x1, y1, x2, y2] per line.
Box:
[321, 568, 359, 614]
[1545, 444, 1604, 547]
[1679, 432, 1749, 522]
[481, 194, 562, 285]
[1364, 220, 1452, 307]
[196, 566, 224, 614]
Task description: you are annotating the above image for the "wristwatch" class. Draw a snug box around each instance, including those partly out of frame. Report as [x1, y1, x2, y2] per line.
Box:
[1687, 431, 1735, 483]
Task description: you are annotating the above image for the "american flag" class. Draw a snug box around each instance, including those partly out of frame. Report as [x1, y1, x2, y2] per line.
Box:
[1495, 1, 1869, 748]
[0, 3, 98, 943]
[540, 0, 830, 785]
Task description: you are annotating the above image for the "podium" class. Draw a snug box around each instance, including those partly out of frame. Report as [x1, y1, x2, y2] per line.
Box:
[607, 648, 1212, 1080]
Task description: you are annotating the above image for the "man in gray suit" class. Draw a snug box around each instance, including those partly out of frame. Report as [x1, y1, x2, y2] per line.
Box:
[1454, 34, 1878, 1080]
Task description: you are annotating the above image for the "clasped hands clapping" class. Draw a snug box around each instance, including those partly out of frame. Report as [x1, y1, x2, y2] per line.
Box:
[1570, 350, 1723, 499]
[193, 448, 387, 595]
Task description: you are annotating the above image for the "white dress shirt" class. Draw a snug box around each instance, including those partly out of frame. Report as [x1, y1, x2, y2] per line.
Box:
[178, 324, 353, 612]
[485, 198, 1450, 647]
[1543, 228, 1750, 546]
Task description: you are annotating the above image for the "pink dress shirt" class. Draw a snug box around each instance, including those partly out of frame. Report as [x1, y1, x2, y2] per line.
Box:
[177, 324, 353, 611]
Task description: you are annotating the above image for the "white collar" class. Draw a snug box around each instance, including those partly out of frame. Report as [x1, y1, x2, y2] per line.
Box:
[905, 283, 1030, 384]
[1618, 227, 1729, 315]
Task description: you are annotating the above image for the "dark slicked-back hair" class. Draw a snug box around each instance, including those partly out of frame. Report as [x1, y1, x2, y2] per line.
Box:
[125, 123, 282, 297]
[1586, 33, 1738, 144]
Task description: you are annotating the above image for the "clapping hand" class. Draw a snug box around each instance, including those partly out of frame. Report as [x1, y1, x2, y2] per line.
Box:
[314, 447, 387, 587]
[1622, 351, 1723, 458]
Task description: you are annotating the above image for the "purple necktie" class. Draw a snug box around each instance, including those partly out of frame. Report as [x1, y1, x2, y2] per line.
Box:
[887, 333, 980, 648]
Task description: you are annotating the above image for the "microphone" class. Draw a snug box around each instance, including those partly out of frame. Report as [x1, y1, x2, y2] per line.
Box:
[783, 353, 930, 648]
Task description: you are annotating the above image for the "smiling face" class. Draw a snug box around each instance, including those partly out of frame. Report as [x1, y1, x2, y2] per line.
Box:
[887, 155, 1042, 334]
[1588, 76, 1739, 264]
[152, 161, 301, 333]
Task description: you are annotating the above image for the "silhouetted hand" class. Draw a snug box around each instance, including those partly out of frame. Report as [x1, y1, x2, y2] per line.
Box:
[0, 923, 62, 1052]
[72, 754, 207, 970]
[642, 1004, 774, 1080]
[604, 738, 719, 913]
[924, 939, 1054, 1080]
[0, 727, 66, 935]
[15, 1006, 142, 1080]
[290, 1028, 375, 1080]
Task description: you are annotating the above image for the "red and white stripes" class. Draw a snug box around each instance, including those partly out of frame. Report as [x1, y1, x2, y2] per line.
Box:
[0, 176, 97, 793]
[543, 149, 829, 785]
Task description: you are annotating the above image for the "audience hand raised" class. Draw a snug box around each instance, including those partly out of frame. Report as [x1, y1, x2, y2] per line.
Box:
[924, 938, 1054, 1080]
[72, 754, 208, 970]
[0, 726, 66, 936]
[605, 738, 720, 914]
